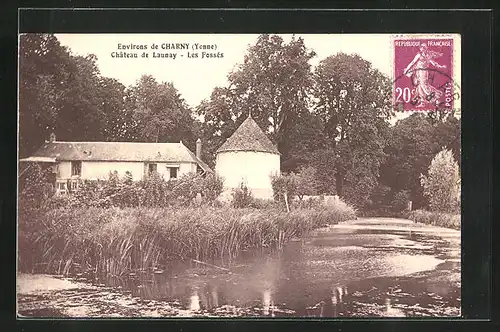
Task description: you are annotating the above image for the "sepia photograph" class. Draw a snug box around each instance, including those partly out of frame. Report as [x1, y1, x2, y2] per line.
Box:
[17, 33, 461, 318]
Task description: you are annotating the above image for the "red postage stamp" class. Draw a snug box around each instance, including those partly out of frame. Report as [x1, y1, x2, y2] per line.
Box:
[393, 37, 455, 112]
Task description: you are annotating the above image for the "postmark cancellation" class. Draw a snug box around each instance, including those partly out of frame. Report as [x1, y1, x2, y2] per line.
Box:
[392, 35, 461, 114]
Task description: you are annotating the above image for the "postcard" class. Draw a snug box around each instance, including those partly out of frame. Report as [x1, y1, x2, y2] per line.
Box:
[17, 33, 461, 318]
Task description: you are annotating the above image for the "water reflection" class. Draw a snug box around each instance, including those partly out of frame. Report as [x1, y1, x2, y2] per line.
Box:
[212, 286, 219, 308]
[331, 288, 338, 317]
[384, 298, 406, 317]
[81, 226, 459, 317]
[190, 289, 200, 311]
[262, 289, 274, 316]
[193, 284, 221, 310]
[324, 286, 344, 317]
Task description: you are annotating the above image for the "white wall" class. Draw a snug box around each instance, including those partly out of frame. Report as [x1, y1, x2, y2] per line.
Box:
[80, 161, 144, 181]
[56, 161, 197, 181]
[215, 151, 280, 200]
[57, 161, 72, 179]
[180, 162, 197, 176]
[157, 162, 197, 180]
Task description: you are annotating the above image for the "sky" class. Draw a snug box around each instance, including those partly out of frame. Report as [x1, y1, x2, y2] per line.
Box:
[55, 33, 461, 125]
[55, 33, 393, 109]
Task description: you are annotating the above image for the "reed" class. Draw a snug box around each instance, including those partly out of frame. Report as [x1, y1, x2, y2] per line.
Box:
[18, 202, 356, 276]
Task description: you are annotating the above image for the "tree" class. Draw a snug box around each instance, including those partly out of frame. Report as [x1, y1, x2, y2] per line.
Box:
[125, 75, 195, 144]
[198, 34, 316, 170]
[19, 34, 129, 157]
[98, 78, 131, 141]
[391, 190, 411, 212]
[420, 149, 460, 213]
[227, 35, 315, 141]
[308, 147, 337, 195]
[195, 87, 239, 167]
[312, 53, 392, 208]
[19, 34, 72, 157]
[270, 173, 297, 212]
[55, 54, 107, 142]
[379, 113, 461, 209]
[283, 111, 326, 172]
[18, 163, 55, 209]
[292, 166, 317, 200]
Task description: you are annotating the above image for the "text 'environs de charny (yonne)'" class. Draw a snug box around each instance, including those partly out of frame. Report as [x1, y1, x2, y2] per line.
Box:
[110, 42, 224, 60]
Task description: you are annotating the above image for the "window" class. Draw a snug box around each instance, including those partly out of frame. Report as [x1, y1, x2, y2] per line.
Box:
[71, 161, 82, 176]
[56, 182, 67, 195]
[70, 181, 79, 191]
[169, 167, 178, 179]
[148, 163, 157, 175]
[50, 164, 58, 174]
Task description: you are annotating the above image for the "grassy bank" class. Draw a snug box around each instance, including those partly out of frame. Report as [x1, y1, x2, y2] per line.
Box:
[407, 210, 460, 230]
[18, 203, 356, 277]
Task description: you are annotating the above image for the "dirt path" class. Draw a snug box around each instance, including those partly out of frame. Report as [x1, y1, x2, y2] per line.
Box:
[338, 217, 460, 235]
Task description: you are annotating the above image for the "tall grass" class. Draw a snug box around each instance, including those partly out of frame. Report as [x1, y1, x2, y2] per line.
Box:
[18, 202, 356, 276]
[407, 209, 461, 230]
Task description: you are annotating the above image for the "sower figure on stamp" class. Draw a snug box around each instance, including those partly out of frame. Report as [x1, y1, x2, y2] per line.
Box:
[403, 43, 447, 108]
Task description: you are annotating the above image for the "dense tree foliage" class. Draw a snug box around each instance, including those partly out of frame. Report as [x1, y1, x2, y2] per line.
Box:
[124, 75, 195, 144]
[196, 34, 316, 170]
[19, 33, 461, 213]
[420, 149, 460, 213]
[19, 34, 73, 156]
[310, 53, 392, 207]
[379, 113, 461, 209]
[19, 34, 196, 157]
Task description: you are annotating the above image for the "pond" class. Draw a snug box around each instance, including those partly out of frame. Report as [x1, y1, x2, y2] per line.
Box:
[17, 218, 461, 318]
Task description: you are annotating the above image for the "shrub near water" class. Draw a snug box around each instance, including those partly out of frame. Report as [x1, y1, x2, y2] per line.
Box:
[18, 202, 356, 276]
[407, 209, 460, 230]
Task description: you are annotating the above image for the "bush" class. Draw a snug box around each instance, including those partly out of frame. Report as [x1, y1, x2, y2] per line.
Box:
[322, 196, 357, 221]
[141, 172, 169, 207]
[292, 197, 323, 210]
[250, 198, 279, 209]
[270, 173, 296, 202]
[18, 163, 55, 209]
[231, 182, 254, 208]
[45, 194, 79, 209]
[408, 209, 460, 230]
[54, 171, 224, 209]
[291, 196, 357, 221]
[200, 173, 224, 204]
[169, 172, 201, 206]
[359, 207, 406, 218]
[72, 180, 108, 208]
[293, 166, 318, 200]
[391, 190, 411, 212]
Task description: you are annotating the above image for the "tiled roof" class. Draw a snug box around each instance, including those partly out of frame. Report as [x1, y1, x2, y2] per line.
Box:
[183, 146, 213, 173]
[28, 141, 212, 172]
[216, 115, 280, 155]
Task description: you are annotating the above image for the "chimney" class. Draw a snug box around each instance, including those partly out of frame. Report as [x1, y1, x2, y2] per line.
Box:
[49, 132, 56, 142]
[196, 138, 202, 159]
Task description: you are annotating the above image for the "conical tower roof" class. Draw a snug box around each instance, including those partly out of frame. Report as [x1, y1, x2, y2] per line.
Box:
[216, 115, 280, 155]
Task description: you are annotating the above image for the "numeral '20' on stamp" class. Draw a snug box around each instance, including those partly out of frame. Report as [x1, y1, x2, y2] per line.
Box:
[394, 37, 455, 112]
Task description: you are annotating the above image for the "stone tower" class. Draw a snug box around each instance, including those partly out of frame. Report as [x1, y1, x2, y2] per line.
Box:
[215, 113, 280, 200]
